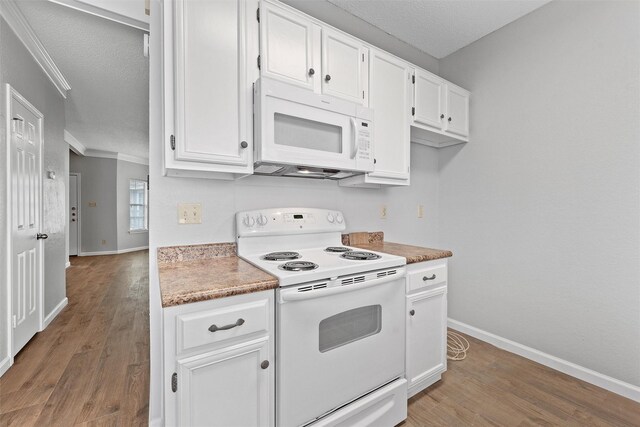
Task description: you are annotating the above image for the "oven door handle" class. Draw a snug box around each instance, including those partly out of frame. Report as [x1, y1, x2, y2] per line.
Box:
[279, 270, 405, 303]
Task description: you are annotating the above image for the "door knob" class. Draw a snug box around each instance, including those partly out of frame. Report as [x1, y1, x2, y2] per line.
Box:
[325, 74, 331, 82]
[240, 141, 248, 149]
[36, 233, 48, 240]
[72, 219, 76, 222]
[409, 309, 415, 316]
[71, 207, 76, 211]
[261, 360, 270, 369]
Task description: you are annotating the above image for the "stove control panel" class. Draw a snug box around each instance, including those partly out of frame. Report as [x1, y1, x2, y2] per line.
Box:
[236, 208, 346, 236]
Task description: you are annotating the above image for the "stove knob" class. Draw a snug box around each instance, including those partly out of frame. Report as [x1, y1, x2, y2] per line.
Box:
[335, 213, 344, 224]
[243, 214, 255, 228]
[327, 213, 335, 223]
[257, 214, 268, 226]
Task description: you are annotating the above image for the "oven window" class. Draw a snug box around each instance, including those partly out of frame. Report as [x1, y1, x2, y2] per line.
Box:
[274, 113, 342, 153]
[319, 305, 382, 353]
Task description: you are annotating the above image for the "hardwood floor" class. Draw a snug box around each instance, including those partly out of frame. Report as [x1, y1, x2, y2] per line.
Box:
[2, 250, 639, 426]
[0, 251, 149, 426]
[404, 334, 640, 426]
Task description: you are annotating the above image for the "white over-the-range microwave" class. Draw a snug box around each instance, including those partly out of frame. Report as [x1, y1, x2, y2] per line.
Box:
[253, 77, 374, 179]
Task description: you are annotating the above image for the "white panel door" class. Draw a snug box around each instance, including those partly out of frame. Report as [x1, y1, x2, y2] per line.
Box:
[414, 69, 445, 130]
[368, 49, 411, 180]
[9, 87, 43, 355]
[260, 2, 321, 91]
[445, 84, 470, 138]
[68, 174, 79, 256]
[173, 0, 251, 169]
[406, 286, 447, 390]
[177, 338, 271, 427]
[321, 28, 368, 105]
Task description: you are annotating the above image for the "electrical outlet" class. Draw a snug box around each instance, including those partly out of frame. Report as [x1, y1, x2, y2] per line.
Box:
[178, 203, 202, 224]
[418, 205, 424, 218]
[88, 201, 97, 207]
[101, 239, 107, 245]
[380, 205, 387, 219]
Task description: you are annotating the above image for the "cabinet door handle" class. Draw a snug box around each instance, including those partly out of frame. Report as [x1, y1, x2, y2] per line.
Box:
[261, 360, 270, 369]
[423, 274, 436, 281]
[308, 68, 315, 76]
[448, 117, 452, 122]
[440, 114, 444, 119]
[240, 141, 248, 149]
[208, 318, 244, 333]
[409, 309, 415, 316]
[325, 74, 331, 82]
[36, 233, 48, 240]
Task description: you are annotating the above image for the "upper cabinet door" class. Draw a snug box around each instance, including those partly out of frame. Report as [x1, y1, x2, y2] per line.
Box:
[260, 2, 321, 91]
[321, 28, 368, 105]
[445, 84, 469, 138]
[369, 49, 411, 180]
[413, 70, 445, 130]
[172, 0, 251, 169]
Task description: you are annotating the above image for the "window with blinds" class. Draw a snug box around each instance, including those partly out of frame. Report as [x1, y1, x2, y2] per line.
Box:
[129, 179, 148, 232]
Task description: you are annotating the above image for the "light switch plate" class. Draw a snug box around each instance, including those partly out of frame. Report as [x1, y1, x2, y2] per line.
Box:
[380, 205, 387, 219]
[178, 203, 202, 224]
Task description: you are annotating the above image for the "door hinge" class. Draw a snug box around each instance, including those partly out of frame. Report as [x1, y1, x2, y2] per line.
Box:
[257, 55, 261, 70]
[146, 174, 150, 191]
[412, 74, 415, 84]
[170, 135, 175, 151]
[362, 53, 364, 62]
[12, 315, 16, 328]
[256, 7, 260, 22]
[411, 107, 415, 116]
[171, 373, 178, 392]
[362, 90, 365, 99]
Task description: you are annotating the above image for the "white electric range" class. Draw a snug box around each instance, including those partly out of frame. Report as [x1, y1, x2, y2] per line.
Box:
[236, 208, 408, 427]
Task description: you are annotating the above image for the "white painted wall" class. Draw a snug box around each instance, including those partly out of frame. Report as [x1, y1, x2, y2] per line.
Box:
[0, 17, 68, 367]
[438, 0, 640, 386]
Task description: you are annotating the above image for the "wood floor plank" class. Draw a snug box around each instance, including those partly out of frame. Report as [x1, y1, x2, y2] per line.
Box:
[0, 403, 45, 427]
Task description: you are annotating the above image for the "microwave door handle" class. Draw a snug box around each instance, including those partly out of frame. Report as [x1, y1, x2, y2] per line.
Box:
[350, 117, 358, 159]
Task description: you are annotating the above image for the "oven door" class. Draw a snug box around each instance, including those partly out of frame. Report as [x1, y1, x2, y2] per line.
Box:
[276, 270, 405, 427]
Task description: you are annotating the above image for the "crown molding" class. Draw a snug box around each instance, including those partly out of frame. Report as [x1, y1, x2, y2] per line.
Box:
[48, 0, 149, 32]
[0, 0, 71, 98]
[83, 148, 149, 166]
[65, 130, 86, 155]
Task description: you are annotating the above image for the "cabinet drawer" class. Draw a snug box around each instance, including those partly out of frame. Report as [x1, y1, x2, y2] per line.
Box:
[407, 264, 447, 293]
[176, 299, 270, 354]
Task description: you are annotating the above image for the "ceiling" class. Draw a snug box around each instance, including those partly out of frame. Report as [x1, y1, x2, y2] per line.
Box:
[327, 0, 553, 59]
[18, 1, 149, 158]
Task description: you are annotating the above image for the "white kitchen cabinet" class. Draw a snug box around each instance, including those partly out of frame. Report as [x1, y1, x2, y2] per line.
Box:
[321, 28, 368, 105]
[260, 1, 321, 91]
[444, 84, 470, 138]
[340, 48, 412, 188]
[260, 1, 368, 105]
[164, 291, 275, 426]
[413, 69, 445, 130]
[405, 260, 448, 398]
[411, 67, 470, 148]
[163, 0, 257, 179]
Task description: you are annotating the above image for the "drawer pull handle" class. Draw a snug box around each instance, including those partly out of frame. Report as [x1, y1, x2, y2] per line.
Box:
[208, 318, 245, 333]
[423, 274, 436, 281]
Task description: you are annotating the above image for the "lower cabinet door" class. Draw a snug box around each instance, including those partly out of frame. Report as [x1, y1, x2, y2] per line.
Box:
[176, 338, 272, 426]
[406, 286, 447, 392]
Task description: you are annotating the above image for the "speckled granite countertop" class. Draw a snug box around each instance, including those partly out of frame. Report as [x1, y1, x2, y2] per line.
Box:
[157, 243, 278, 307]
[352, 240, 453, 264]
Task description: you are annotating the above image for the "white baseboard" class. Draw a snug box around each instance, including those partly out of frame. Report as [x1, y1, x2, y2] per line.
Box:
[79, 246, 149, 256]
[65, 261, 71, 268]
[149, 416, 163, 427]
[0, 356, 11, 377]
[43, 297, 68, 329]
[448, 318, 640, 403]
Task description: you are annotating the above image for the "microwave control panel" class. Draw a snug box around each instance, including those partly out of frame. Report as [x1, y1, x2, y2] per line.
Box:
[357, 120, 372, 163]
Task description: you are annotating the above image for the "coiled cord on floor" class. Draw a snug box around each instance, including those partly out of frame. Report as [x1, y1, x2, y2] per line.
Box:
[447, 331, 470, 361]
